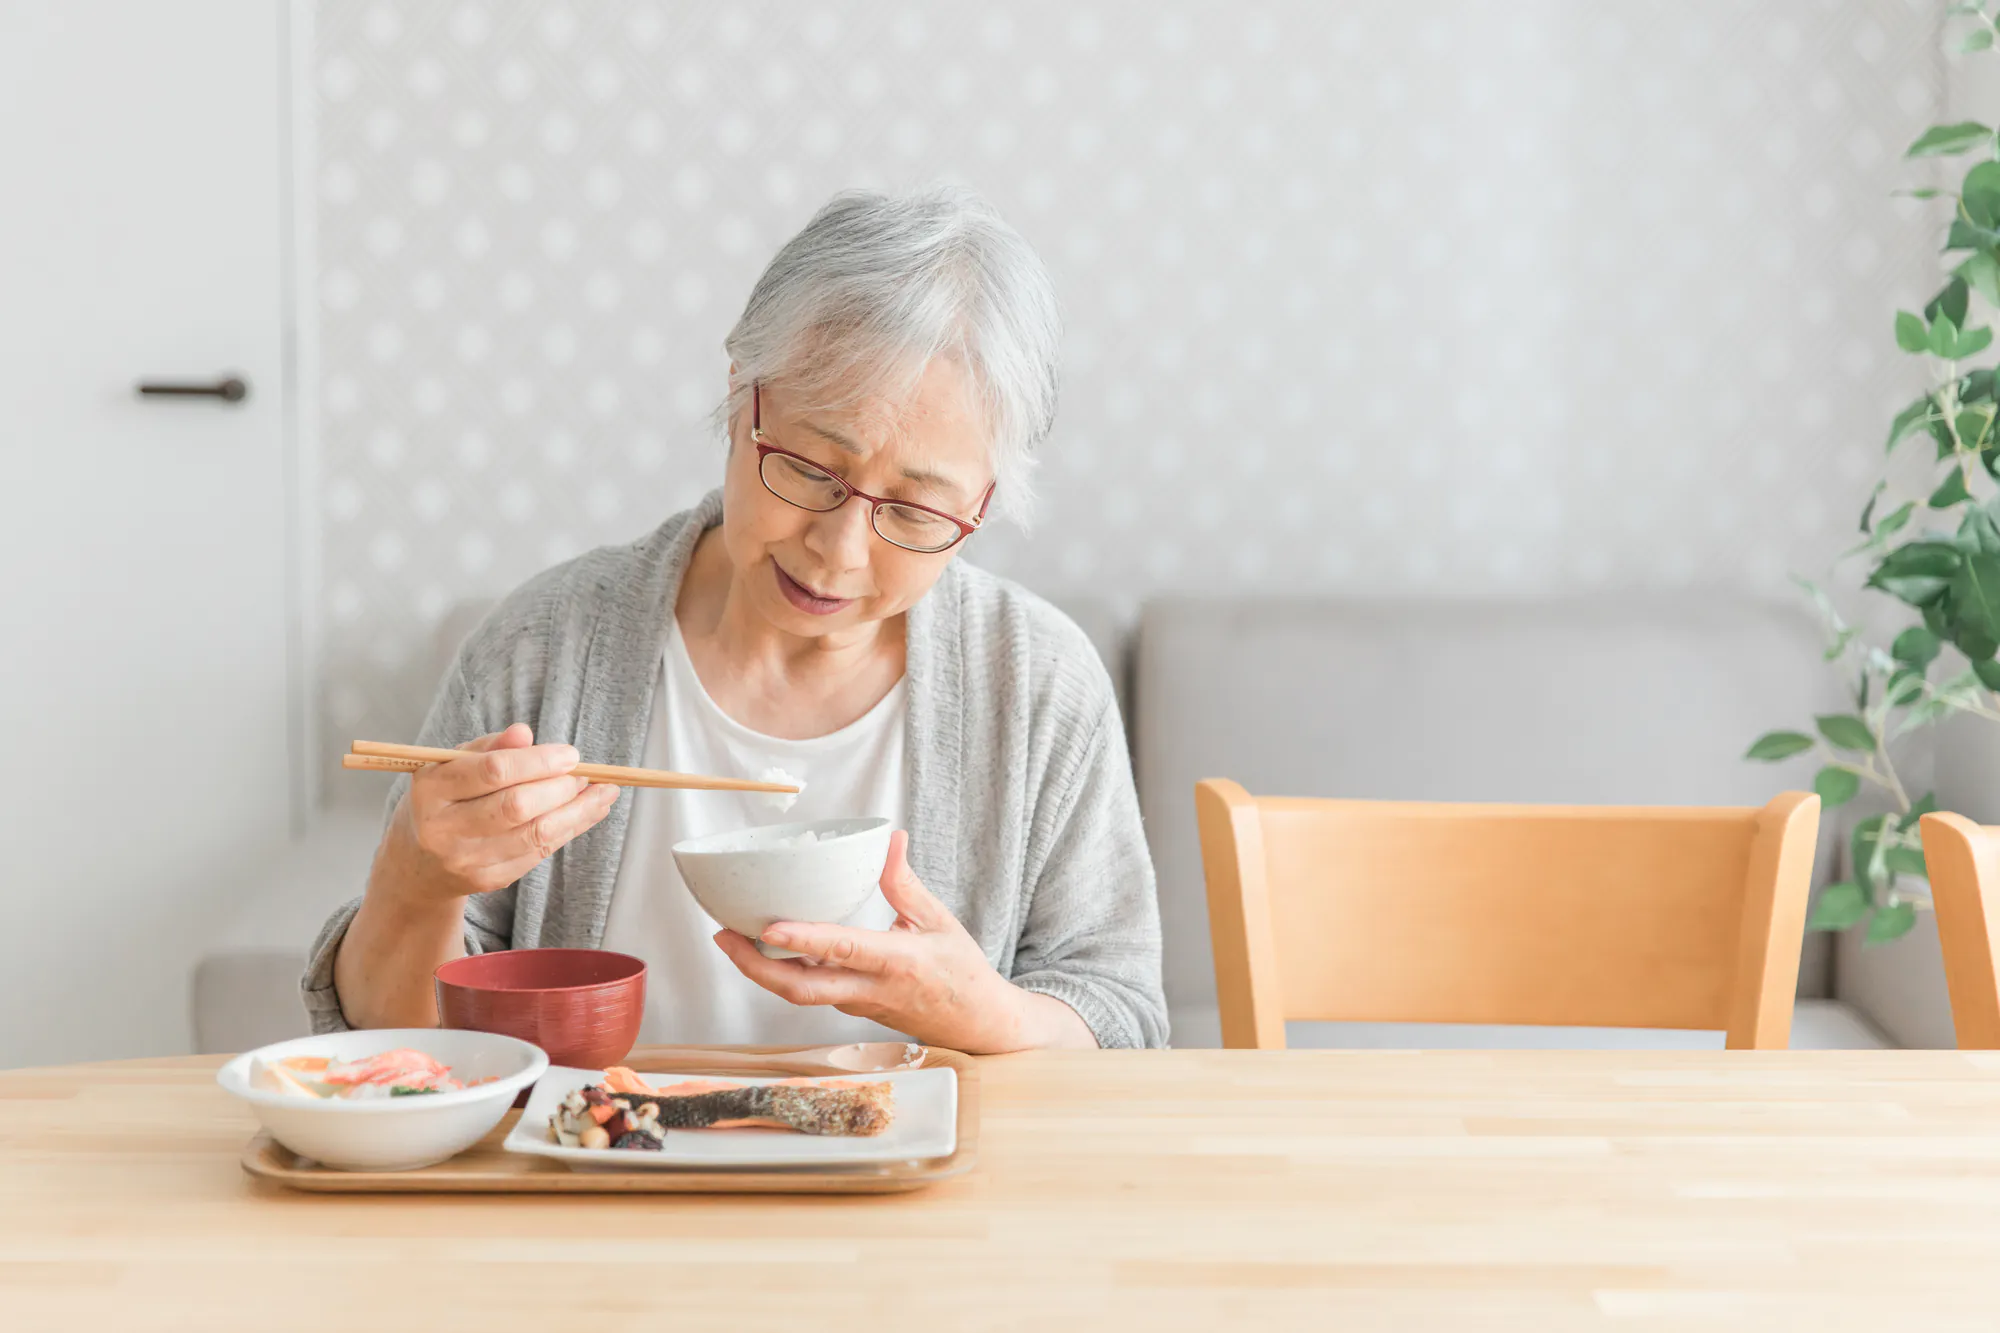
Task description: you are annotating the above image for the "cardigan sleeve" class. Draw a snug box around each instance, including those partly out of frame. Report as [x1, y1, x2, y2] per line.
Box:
[298, 655, 517, 1034]
[1008, 693, 1170, 1049]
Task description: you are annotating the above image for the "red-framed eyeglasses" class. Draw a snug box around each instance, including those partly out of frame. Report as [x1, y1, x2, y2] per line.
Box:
[749, 382, 995, 554]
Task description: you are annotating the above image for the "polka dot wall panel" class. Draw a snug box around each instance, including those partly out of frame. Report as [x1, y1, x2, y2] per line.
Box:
[316, 0, 1943, 757]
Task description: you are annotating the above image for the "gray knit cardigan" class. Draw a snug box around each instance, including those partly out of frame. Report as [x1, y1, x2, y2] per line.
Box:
[303, 492, 1168, 1048]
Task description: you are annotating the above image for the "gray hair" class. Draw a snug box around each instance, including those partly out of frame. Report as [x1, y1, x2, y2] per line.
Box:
[721, 184, 1062, 525]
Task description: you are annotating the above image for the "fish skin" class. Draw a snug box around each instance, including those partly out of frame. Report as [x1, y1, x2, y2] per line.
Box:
[613, 1082, 894, 1136]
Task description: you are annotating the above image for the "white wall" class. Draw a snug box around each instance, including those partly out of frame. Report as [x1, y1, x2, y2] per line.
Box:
[308, 0, 1943, 771]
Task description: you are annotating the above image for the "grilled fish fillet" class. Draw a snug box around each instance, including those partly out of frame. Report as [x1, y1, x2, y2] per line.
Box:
[616, 1077, 894, 1136]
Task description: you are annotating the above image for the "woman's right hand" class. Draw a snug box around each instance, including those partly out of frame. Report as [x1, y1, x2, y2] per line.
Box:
[382, 722, 621, 905]
[339, 723, 616, 1029]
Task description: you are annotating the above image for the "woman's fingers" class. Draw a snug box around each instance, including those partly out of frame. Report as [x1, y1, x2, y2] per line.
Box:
[757, 919, 899, 972]
[713, 930, 874, 1006]
[490, 779, 620, 864]
[875, 831, 948, 929]
[450, 771, 592, 837]
[457, 723, 534, 753]
[429, 738, 580, 802]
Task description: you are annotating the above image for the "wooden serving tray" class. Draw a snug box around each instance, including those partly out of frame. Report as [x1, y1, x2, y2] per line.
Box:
[240, 1044, 978, 1195]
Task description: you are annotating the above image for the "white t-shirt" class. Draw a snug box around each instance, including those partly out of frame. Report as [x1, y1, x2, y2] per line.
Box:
[598, 618, 910, 1046]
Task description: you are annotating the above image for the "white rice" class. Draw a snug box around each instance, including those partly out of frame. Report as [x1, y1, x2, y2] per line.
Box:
[759, 766, 804, 814]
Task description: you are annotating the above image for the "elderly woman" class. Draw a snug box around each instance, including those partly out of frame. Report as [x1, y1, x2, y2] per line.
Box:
[306, 186, 1166, 1052]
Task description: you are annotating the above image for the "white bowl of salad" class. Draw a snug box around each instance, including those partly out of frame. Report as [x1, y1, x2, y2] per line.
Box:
[217, 1028, 548, 1171]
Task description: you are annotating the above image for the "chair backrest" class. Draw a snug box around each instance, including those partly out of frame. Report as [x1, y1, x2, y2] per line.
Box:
[1195, 781, 1820, 1049]
[1135, 594, 1846, 1044]
[1917, 812, 2000, 1049]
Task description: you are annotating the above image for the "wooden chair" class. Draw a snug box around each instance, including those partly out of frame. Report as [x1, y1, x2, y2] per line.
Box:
[1194, 781, 1821, 1050]
[1916, 812, 2000, 1049]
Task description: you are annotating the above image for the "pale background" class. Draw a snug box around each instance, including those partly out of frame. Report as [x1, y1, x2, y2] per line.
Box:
[5, 0, 1978, 1067]
[312, 0, 1947, 784]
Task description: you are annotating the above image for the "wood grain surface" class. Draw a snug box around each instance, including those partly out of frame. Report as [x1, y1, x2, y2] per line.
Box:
[6, 1050, 2000, 1330]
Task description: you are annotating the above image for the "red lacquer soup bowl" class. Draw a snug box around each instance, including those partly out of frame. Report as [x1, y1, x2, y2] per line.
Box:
[434, 949, 646, 1070]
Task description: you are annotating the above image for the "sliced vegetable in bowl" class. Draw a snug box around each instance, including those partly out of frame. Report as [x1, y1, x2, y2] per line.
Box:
[250, 1047, 490, 1100]
[218, 1029, 547, 1171]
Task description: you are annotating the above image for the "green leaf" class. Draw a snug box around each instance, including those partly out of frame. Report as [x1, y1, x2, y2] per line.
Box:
[1908, 121, 1994, 156]
[1887, 668, 1928, 706]
[1745, 730, 1816, 761]
[1932, 313, 1963, 358]
[1966, 368, 1998, 403]
[1816, 714, 1876, 751]
[1898, 695, 1958, 735]
[1897, 310, 1933, 352]
[1975, 656, 2000, 690]
[1869, 541, 1965, 606]
[1965, 253, 2000, 311]
[1903, 187, 1945, 199]
[1959, 325, 1996, 358]
[1955, 621, 2000, 662]
[1876, 501, 1916, 540]
[1965, 161, 2000, 228]
[1946, 217, 2000, 252]
[1950, 551, 2000, 643]
[1808, 882, 1869, 931]
[1959, 502, 2000, 554]
[1960, 408, 1996, 452]
[1893, 626, 1943, 668]
[1876, 541, 1966, 578]
[1930, 277, 1973, 328]
[1887, 398, 1934, 453]
[1886, 845, 1930, 877]
[1963, 27, 1996, 52]
[1814, 766, 1863, 808]
[1876, 575, 1955, 606]
[1932, 469, 1972, 508]
[1866, 901, 1919, 945]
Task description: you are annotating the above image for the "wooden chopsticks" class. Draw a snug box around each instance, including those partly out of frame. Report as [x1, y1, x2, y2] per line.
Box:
[342, 740, 801, 795]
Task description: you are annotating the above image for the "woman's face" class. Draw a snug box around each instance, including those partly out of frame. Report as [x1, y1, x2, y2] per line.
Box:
[720, 357, 994, 638]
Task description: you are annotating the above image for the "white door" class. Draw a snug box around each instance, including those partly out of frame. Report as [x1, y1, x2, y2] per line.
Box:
[0, 0, 294, 1067]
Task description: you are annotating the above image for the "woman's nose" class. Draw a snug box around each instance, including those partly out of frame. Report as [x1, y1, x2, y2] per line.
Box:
[805, 494, 875, 568]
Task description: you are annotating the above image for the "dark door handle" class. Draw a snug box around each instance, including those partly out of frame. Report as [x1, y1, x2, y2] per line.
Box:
[137, 375, 249, 403]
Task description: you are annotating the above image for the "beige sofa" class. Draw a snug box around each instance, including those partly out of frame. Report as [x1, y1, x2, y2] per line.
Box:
[192, 590, 1900, 1053]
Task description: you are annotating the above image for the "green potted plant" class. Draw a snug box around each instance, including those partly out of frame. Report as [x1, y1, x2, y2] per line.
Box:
[1748, 3, 2000, 948]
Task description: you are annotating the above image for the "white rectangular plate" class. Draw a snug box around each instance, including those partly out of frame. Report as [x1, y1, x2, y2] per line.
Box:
[502, 1066, 957, 1170]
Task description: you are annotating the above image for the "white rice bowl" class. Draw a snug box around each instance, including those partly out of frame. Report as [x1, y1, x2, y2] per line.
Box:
[671, 817, 893, 958]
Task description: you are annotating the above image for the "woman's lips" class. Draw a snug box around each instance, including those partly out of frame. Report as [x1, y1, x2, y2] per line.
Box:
[774, 562, 855, 616]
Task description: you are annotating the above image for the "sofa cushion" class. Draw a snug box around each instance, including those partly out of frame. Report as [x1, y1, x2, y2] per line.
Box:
[191, 949, 311, 1054]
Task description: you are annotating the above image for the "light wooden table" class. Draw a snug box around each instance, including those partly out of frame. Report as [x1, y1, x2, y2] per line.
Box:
[7, 1050, 2000, 1330]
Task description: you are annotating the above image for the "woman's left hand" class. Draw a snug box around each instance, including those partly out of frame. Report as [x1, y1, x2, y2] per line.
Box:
[713, 831, 1095, 1053]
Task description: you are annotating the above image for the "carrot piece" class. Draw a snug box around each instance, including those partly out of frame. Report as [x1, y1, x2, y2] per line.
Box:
[588, 1102, 619, 1125]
